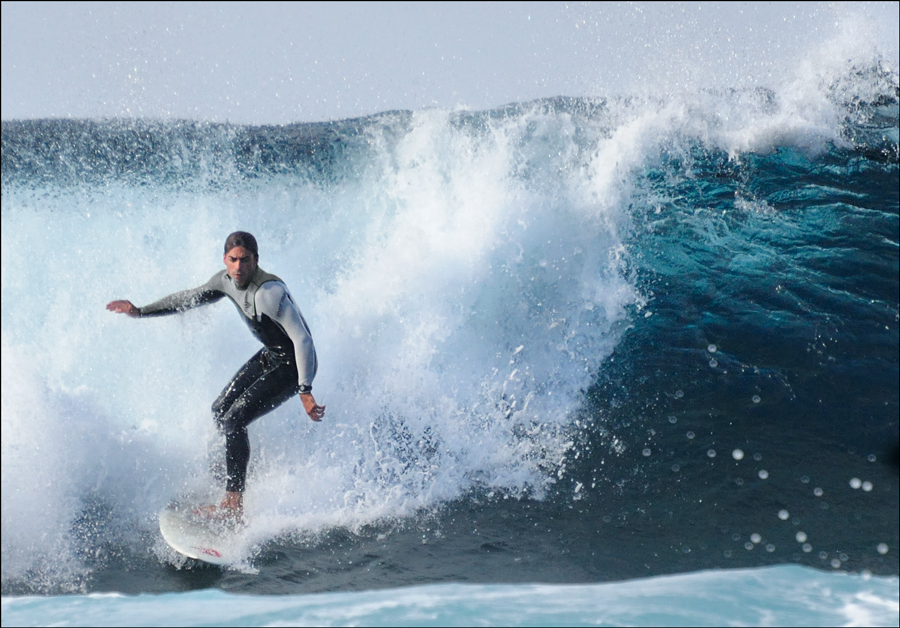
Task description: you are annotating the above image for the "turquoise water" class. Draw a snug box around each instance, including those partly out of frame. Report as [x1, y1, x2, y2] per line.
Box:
[3, 566, 898, 627]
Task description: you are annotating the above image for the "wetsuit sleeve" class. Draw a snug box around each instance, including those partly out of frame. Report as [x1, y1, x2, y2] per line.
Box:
[255, 282, 318, 390]
[138, 272, 226, 318]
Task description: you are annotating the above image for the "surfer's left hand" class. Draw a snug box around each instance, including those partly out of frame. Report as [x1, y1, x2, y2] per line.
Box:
[300, 393, 325, 422]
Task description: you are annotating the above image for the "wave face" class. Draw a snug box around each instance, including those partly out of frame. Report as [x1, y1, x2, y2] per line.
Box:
[1, 59, 898, 594]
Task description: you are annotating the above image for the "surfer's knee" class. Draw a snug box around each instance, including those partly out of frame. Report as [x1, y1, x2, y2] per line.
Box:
[213, 411, 228, 434]
[214, 397, 248, 434]
[212, 395, 228, 422]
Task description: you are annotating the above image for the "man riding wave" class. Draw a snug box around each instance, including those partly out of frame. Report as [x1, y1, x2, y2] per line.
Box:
[107, 231, 325, 520]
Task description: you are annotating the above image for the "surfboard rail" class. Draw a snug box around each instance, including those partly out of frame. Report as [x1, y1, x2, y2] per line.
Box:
[159, 503, 242, 565]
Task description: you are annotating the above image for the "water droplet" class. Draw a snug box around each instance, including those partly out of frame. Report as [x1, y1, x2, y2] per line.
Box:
[750, 533, 762, 544]
[744, 542, 754, 550]
[753, 453, 762, 461]
[707, 449, 716, 458]
[766, 544, 776, 553]
[830, 559, 841, 569]
[778, 510, 789, 520]
[707, 344, 717, 353]
[877, 543, 889, 555]
[732, 534, 740, 542]
[668, 416, 677, 424]
[723, 550, 732, 557]
[819, 551, 828, 560]
[862, 481, 873, 492]
[735, 478, 744, 485]
[800, 475, 810, 483]
[752, 395, 761, 403]
[850, 477, 862, 489]
[709, 358, 718, 367]
[802, 543, 813, 553]
[867, 454, 876, 462]
[675, 390, 684, 399]
[796, 532, 808, 543]
[642, 448, 651, 457]
[758, 469, 769, 479]
[840, 553, 848, 562]
[686, 431, 695, 439]
[732, 449, 744, 460]
[814, 487, 824, 496]
[671, 463, 680, 472]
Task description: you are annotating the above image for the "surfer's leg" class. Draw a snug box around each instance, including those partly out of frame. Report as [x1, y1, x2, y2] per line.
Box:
[208, 349, 268, 484]
[213, 351, 300, 496]
[224, 430, 251, 492]
[212, 348, 269, 428]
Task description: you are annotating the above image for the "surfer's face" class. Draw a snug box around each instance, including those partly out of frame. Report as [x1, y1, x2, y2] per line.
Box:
[224, 246, 258, 289]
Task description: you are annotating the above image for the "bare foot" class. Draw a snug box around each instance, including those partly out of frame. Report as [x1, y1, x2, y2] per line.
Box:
[193, 493, 244, 526]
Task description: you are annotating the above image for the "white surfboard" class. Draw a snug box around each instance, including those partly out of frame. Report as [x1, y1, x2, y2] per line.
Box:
[159, 502, 243, 565]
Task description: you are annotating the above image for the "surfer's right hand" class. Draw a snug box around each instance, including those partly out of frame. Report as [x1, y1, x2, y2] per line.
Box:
[106, 300, 140, 318]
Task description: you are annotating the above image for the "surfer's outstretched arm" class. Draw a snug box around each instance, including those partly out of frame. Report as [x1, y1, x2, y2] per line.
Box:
[106, 273, 226, 319]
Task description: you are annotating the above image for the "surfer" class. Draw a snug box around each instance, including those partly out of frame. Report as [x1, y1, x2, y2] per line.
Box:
[106, 231, 325, 521]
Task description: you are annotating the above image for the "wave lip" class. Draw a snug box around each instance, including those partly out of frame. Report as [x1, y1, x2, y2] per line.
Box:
[2, 60, 897, 189]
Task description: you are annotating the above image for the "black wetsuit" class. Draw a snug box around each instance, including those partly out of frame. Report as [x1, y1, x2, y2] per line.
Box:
[139, 267, 317, 492]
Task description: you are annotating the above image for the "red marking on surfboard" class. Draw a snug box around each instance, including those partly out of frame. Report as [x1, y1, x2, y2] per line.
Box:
[192, 546, 223, 558]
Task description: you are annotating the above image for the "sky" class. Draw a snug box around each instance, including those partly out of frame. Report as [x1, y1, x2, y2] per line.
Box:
[1, 1, 898, 124]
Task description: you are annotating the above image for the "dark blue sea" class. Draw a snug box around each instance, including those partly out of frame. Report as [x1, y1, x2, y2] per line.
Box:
[1, 62, 898, 625]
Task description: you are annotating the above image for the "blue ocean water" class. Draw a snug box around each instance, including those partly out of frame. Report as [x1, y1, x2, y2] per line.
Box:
[2, 566, 898, 627]
[2, 30, 898, 628]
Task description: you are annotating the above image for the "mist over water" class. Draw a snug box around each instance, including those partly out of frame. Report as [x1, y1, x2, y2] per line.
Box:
[1, 10, 898, 604]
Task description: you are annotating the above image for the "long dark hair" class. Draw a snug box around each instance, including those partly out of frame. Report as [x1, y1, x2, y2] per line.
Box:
[224, 231, 258, 257]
